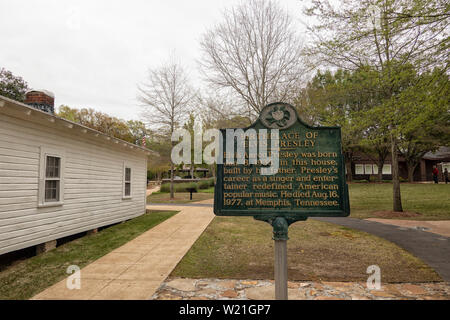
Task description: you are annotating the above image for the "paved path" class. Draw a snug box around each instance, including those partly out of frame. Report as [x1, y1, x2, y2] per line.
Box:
[146, 185, 160, 197]
[366, 219, 450, 238]
[32, 200, 214, 300]
[313, 217, 450, 282]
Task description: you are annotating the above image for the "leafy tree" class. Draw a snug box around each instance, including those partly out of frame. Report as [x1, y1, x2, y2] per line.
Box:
[127, 120, 148, 145]
[300, 63, 449, 185]
[296, 69, 373, 181]
[57, 105, 148, 144]
[303, 0, 449, 211]
[395, 67, 450, 181]
[58, 105, 79, 122]
[0, 68, 29, 102]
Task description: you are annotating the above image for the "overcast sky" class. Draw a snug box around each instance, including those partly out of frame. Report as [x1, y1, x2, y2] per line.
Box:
[0, 0, 306, 121]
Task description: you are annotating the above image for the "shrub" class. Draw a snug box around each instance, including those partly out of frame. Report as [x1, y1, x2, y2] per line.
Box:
[160, 183, 171, 193]
[178, 182, 198, 192]
[198, 180, 210, 190]
[160, 182, 199, 193]
[353, 179, 369, 183]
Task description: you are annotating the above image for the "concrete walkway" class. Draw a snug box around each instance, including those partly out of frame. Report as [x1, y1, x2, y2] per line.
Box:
[314, 217, 450, 282]
[146, 185, 160, 197]
[32, 200, 214, 300]
[366, 218, 450, 238]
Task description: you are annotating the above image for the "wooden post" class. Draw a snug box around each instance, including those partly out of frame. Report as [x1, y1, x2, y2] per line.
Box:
[274, 239, 288, 300]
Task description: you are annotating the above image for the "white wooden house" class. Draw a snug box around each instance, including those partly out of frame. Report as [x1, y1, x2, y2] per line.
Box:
[0, 92, 155, 255]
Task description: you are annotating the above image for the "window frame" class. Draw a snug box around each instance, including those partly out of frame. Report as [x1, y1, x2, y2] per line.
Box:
[38, 147, 65, 208]
[373, 164, 379, 175]
[364, 164, 373, 175]
[355, 164, 364, 175]
[122, 162, 132, 199]
[382, 164, 392, 175]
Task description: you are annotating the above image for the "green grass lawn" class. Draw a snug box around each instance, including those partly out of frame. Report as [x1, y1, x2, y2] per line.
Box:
[149, 183, 449, 220]
[349, 183, 450, 220]
[171, 216, 441, 283]
[0, 210, 178, 300]
[148, 187, 215, 204]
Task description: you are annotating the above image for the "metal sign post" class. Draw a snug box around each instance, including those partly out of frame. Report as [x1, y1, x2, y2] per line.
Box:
[274, 239, 287, 300]
[214, 102, 350, 300]
[273, 218, 288, 300]
[254, 216, 305, 300]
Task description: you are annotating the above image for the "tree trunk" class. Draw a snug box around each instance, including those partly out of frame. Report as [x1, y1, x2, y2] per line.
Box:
[170, 162, 174, 200]
[345, 152, 353, 182]
[346, 160, 353, 182]
[377, 160, 384, 182]
[391, 136, 403, 212]
[190, 165, 195, 180]
[407, 162, 417, 183]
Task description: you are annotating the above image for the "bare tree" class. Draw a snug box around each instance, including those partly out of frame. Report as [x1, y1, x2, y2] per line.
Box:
[138, 60, 194, 199]
[199, 0, 305, 117]
[197, 91, 251, 128]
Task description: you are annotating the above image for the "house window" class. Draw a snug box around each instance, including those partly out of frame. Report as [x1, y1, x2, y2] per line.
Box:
[442, 163, 450, 172]
[39, 147, 64, 207]
[355, 164, 364, 175]
[45, 156, 61, 202]
[373, 164, 379, 175]
[364, 164, 373, 175]
[123, 166, 132, 198]
[382, 164, 392, 174]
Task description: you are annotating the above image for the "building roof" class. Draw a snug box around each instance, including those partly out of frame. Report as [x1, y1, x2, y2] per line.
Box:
[0, 95, 158, 157]
[423, 147, 450, 161]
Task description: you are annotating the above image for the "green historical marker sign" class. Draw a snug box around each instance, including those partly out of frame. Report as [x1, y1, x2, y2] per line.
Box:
[213, 102, 350, 300]
[214, 102, 350, 224]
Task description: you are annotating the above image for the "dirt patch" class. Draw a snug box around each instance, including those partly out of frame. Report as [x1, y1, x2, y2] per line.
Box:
[373, 211, 422, 218]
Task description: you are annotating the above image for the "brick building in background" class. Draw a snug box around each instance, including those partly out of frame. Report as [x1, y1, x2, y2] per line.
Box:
[348, 147, 450, 182]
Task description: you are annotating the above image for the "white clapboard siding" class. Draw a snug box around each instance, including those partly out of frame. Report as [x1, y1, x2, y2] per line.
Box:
[0, 113, 148, 255]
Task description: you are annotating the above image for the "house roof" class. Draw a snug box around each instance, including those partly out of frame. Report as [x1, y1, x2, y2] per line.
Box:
[423, 147, 450, 161]
[0, 95, 158, 157]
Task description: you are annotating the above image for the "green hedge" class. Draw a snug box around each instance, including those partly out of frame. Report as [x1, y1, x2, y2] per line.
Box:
[198, 178, 215, 190]
[160, 178, 215, 193]
[160, 182, 198, 193]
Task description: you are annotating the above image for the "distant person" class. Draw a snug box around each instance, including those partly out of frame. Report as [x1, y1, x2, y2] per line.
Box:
[432, 166, 439, 184]
[444, 168, 449, 184]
